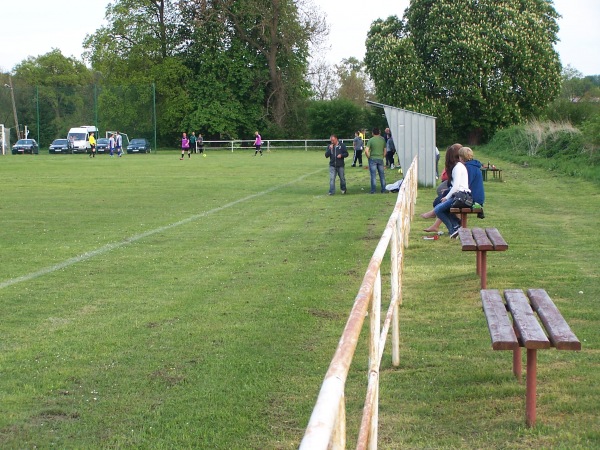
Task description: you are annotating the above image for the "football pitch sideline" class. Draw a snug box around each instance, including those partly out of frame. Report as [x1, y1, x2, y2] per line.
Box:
[0, 151, 400, 448]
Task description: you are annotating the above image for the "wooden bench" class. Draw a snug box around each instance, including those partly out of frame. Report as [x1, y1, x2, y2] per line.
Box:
[450, 207, 483, 228]
[480, 289, 581, 427]
[458, 227, 508, 288]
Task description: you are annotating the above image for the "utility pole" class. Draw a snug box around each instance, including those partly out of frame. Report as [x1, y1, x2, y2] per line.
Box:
[4, 75, 20, 140]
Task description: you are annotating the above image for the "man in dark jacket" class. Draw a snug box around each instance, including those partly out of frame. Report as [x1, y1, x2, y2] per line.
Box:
[325, 134, 349, 195]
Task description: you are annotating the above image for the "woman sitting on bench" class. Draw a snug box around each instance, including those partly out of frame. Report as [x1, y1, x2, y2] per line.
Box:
[432, 147, 471, 238]
[423, 146, 485, 233]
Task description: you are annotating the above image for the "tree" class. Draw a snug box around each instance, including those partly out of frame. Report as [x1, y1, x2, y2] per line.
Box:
[307, 99, 365, 139]
[365, 0, 562, 143]
[335, 57, 373, 106]
[84, 0, 190, 144]
[188, 0, 326, 130]
[544, 65, 600, 126]
[307, 59, 338, 101]
[12, 50, 93, 144]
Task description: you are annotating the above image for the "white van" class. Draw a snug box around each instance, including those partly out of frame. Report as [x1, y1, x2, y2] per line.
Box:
[67, 125, 98, 154]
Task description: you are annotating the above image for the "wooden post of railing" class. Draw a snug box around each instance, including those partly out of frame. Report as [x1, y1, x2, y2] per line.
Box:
[369, 270, 381, 448]
[390, 216, 401, 367]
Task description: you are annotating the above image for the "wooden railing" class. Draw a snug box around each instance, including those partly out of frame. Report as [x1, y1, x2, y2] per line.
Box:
[300, 156, 419, 450]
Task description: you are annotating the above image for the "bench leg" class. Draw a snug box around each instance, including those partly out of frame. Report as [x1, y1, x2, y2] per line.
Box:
[512, 346, 522, 382]
[479, 251, 487, 289]
[461, 213, 468, 228]
[526, 349, 537, 427]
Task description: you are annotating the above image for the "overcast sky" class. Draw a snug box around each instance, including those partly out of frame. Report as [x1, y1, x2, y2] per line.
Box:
[0, 0, 598, 76]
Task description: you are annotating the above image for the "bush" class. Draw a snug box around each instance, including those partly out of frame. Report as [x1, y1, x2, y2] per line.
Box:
[483, 120, 600, 184]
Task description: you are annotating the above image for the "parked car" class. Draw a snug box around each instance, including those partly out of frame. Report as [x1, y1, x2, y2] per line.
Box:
[49, 138, 72, 154]
[96, 138, 110, 153]
[12, 139, 39, 154]
[127, 138, 151, 154]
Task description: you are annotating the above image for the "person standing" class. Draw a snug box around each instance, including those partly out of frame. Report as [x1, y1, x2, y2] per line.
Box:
[359, 129, 366, 143]
[253, 131, 263, 156]
[88, 132, 96, 158]
[115, 131, 123, 157]
[365, 127, 387, 193]
[435, 146, 440, 179]
[180, 132, 191, 159]
[109, 133, 116, 157]
[386, 135, 396, 169]
[351, 131, 363, 167]
[197, 133, 204, 154]
[190, 132, 197, 154]
[325, 134, 349, 195]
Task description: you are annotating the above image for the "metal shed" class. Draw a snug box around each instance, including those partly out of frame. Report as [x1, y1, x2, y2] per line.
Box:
[367, 101, 437, 187]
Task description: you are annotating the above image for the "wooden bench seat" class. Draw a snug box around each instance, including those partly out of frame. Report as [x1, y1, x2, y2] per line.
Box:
[480, 288, 581, 427]
[458, 227, 508, 288]
[450, 207, 483, 228]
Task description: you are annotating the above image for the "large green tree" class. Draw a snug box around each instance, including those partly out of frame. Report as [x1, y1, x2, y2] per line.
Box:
[84, 0, 190, 145]
[12, 50, 93, 144]
[187, 0, 325, 134]
[365, 0, 562, 143]
[335, 57, 373, 106]
[84, 0, 324, 141]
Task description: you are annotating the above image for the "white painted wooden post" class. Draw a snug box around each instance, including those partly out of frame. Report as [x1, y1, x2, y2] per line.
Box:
[368, 270, 381, 448]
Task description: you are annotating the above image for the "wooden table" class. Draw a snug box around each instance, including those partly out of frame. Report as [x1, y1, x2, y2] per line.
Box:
[458, 227, 508, 289]
[481, 167, 503, 181]
[480, 288, 581, 427]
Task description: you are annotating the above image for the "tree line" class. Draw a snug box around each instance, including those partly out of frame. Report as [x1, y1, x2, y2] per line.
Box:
[2, 0, 596, 149]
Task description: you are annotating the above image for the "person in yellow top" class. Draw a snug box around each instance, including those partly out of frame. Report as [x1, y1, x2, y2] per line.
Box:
[89, 132, 97, 158]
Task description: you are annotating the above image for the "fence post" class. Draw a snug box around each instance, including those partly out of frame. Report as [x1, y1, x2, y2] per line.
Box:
[369, 270, 381, 448]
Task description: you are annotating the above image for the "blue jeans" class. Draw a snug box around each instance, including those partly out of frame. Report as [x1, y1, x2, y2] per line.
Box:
[329, 165, 346, 194]
[369, 158, 386, 193]
[434, 197, 461, 233]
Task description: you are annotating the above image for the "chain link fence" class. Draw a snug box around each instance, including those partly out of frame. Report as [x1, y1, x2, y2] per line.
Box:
[0, 83, 156, 150]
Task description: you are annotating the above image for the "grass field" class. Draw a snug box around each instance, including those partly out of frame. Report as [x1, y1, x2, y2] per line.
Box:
[0, 149, 598, 449]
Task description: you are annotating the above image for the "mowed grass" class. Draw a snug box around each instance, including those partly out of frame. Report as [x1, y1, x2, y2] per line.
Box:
[0, 149, 598, 449]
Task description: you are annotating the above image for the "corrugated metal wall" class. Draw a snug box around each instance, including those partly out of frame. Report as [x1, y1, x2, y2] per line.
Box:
[368, 101, 437, 187]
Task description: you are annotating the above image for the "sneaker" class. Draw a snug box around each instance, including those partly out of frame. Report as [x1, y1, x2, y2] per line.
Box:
[391, 164, 395, 169]
[351, 164, 356, 167]
[341, 190, 346, 195]
[450, 228, 460, 239]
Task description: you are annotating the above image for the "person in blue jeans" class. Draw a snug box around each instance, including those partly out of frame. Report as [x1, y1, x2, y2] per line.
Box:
[365, 127, 387, 193]
[325, 134, 349, 195]
[433, 146, 472, 238]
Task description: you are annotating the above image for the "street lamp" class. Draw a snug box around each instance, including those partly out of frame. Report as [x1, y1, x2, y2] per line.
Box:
[4, 75, 20, 140]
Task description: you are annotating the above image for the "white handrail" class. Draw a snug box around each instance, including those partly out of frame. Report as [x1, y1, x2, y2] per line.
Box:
[198, 139, 341, 151]
[300, 156, 418, 450]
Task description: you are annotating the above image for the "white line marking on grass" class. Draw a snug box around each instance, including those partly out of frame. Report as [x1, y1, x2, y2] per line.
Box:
[0, 169, 323, 290]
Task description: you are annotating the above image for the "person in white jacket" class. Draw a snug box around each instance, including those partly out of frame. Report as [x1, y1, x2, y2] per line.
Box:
[433, 150, 471, 238]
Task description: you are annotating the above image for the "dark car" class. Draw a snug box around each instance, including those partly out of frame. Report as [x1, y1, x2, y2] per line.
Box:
[12, 139, 39, 154]
[127, 138, 151, 154]
[49, 138, 72, 154]
[96, 138, 110, 153]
